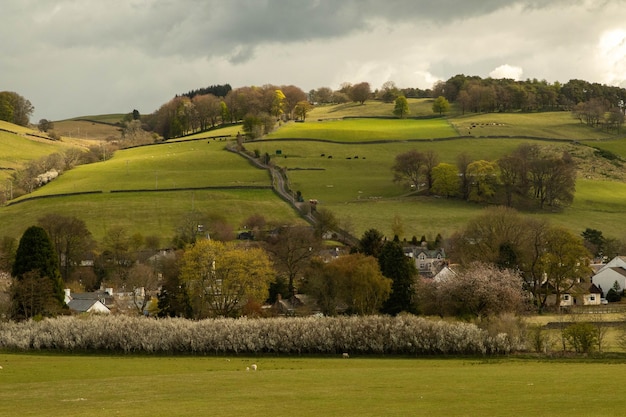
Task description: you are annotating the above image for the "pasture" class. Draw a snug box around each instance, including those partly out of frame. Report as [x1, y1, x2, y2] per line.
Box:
[248, 135, 626, 239]
[265, 118, 458, 141]
[0, 128, 72, 184]
[19, 140, 271, 196]
[308, 98, 437, 119]
[2, 108, 626, 242]
[0, 353, 623, 417]
[0, 189, 303, 242]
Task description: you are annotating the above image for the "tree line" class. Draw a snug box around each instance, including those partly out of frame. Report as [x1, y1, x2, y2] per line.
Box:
[392, 143, 577, 210]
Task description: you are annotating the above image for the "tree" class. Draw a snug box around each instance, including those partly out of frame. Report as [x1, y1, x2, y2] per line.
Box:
[528, 151, 576, 209]
[539, 226, 592, 308]
[357, 228, 385, 258]
[126, 262, 160, 315]
[432, 96, 450, 115]
[327, 253, 391, 315]
[271, 89, 286, 118]
[430, 262, 525, 319]
[581, 228, 605, 259]
[180, 240, 274, 318]
[423, 150, 439, 192]
[379, 240, 418, 315]
[11, 226, 65, 319]
[281, 85, 307, 119]
[0, 91, 34, 126]
[313, 208, 338, 239]
[393, 95, 409, 118]
[38, 119, 54, 133]
[38, 213, 95, 280]
[379, 81, 400, 103]
[156, 250, 192, 318]
[466, 160, 498, 202]
[266, 226, 320, 295]
[305, 258, 340, 316]
[294, 100, 313, 121]
[349, 82, 371, 104]
[392, 150, 426, 190]
[431, 163, 460, 197]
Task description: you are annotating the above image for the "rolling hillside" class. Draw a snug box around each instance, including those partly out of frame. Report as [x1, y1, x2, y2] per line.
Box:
[1, 102, 626, 244]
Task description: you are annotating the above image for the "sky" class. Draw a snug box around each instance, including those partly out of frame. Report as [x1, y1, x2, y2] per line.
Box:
[2, 0, 626, 121]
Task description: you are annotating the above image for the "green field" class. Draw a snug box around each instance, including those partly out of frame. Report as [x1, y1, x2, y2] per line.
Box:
[2, 107, 626, 242]
[0, 128, 74, 184]
[20, 140, 270, 196]
[0, 189, 303, 242]
[0, 353, 623, 417]
[308, 98, 441, 119]
[266, 118, 458, 141]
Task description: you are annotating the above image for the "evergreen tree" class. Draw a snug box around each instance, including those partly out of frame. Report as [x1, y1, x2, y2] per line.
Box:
[379, 240, 418, 315]
[11, 225, 65, 319]
[358, 228, 385, 258]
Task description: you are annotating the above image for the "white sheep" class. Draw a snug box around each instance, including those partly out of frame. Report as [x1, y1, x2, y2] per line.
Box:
[251, 364, 257, 371]
[342, 352, 349, 359]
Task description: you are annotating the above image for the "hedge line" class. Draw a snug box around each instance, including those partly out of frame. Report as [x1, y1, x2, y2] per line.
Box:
[0, 315, 524, 355]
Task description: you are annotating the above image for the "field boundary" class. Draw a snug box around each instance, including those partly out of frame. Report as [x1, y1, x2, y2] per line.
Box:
[6, 186, 273, 206]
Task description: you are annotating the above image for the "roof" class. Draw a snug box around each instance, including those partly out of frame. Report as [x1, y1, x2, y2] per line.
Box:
[67, 299, 110, 313]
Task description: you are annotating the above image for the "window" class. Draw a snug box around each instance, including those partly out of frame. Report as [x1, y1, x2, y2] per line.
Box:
[590, 295, 596, 301]
[564, 295, 570, 301]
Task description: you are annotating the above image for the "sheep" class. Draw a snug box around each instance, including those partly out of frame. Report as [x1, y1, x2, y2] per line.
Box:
[342, 353, 349, 359]
[251, 364, 257, 371]
[246, 367, 250, 371]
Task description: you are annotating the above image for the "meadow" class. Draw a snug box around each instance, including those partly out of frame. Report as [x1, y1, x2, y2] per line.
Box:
[265, 118, 458, 141]
[0, 353, 623, 417]
[0, 126, 77, 184]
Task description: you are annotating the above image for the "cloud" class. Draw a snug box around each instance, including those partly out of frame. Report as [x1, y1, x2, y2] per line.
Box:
[489, 65, 524, 80]
[1, 0, 624, 121]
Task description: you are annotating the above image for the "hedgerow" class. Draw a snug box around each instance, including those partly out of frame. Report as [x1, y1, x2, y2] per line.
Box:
[0, 315, 524, 355]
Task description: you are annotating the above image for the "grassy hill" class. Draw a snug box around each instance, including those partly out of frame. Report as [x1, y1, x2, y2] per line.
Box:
[0, 121, 78, 184]
[1, 103, 625, 244]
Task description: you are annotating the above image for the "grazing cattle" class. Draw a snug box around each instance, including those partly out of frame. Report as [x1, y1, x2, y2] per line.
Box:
[328, 155, 333, 159]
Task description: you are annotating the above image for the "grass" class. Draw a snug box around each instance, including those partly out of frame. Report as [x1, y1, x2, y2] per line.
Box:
[308, 98, 438, 119]
[0, 353, 624, 417]
[247, 137, 626, 239]
[0, 189, 303, 242]
[19, 140, 270, 196]
[53, 119, 123, 142]
[451, 111, 615, 140]
[265, 118, 458, 141]
[0, 128, 74, 184]
[2, 108, 626, 242]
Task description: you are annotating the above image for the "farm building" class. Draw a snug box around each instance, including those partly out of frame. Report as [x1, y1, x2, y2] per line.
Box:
[591, 256, 626, 297]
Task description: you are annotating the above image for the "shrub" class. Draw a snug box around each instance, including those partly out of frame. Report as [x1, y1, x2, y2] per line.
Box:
[562, 322, 597, 354]
[0, 315, 521, 355]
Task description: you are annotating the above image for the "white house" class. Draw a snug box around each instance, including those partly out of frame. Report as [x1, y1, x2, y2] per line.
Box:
[64, 289, 112, 314]
[404, 244, 446, 277]
[560, 283, 603, 306]
[591, 256, 626, 296]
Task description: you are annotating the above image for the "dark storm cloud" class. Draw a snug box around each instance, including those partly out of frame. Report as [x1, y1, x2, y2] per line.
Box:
[6, 0, 578, 62]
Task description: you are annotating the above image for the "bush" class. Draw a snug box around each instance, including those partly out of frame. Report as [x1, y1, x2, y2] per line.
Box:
[562, 322, 597, 354]
[0, 315, 521, 355]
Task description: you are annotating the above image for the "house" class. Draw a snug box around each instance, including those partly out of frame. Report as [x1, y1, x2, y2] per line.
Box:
[64, 288, 112, 314]
[433, 265, 457, 282]
[404, 244, 446, 277]
[559, 283, 603, 306]
[591, 256, 626, 296]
